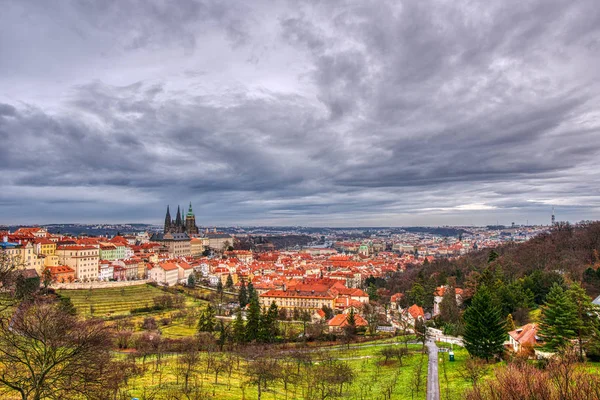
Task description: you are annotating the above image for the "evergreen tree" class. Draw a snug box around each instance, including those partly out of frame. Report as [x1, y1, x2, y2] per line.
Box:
[216, 279, 224, 294]
[408, 283, 426, 307]
[506, 314, 516, 331]
[216, 320, 230, 351]
[267, 301, 279, 339]
[247, 281, 257, 302]
[566, 282, 599, 359]
[239, 280, 248, 308]
[539, 282, 578, 351]
[226, 273, 234, 289]
[245, 296, 261, 342]
[488, 250, 499, 263]
[198, 304, 216, 332]
[367, 283, 379, 301]
[258, 302, 279, 343]
[463, 285, 506, 361]
[233, 308, 246, 343]
[187, 273, 196, 288]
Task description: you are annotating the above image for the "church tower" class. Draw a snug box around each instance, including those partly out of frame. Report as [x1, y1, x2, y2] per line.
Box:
[185, 202, 199, 235]
[163, 206, 172, 234]
[174, 206, 183, 232]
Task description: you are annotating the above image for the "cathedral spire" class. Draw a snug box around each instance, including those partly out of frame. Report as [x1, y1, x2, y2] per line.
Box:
[175, 205, 182, 227]
[163, 206, 171, 233]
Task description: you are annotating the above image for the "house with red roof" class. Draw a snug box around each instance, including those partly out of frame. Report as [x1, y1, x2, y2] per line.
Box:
[508, 323, 541, 353]
[327, 313, 368, 332]
[400, 304, 425, 327]
[148, 262, 179, 286]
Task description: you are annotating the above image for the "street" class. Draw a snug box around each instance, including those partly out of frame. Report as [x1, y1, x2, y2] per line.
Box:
[426, 340, 440, 400]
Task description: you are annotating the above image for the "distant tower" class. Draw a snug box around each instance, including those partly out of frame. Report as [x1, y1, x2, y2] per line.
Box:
[163, 206, 172, 234]
[175, 205, 183, 232]
[185, 202, 199, 235]
[552, 207, 556, 226]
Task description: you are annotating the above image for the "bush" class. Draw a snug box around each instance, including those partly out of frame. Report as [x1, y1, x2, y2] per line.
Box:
[141, 317, 158, 331]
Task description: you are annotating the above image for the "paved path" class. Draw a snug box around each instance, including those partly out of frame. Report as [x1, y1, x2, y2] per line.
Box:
[426, 340, 440, 400]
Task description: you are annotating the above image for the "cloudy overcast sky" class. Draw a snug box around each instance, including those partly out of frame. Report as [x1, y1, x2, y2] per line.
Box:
[1, 0, 600, 227]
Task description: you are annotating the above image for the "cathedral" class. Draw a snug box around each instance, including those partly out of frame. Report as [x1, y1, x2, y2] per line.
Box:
[164, 203, 199, 235]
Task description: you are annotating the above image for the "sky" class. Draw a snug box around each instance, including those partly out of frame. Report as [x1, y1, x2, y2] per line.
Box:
[1, 0, 600, 227]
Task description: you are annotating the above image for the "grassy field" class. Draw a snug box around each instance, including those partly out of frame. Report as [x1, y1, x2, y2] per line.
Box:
[122, 343, 429, 400]
[437, 344, 508, 400]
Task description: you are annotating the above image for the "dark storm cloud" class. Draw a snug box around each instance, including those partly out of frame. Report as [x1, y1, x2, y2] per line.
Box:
[0, 0, 599, 225]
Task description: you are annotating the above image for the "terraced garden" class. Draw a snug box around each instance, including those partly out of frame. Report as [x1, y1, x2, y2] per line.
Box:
[57, 284, 168, 317]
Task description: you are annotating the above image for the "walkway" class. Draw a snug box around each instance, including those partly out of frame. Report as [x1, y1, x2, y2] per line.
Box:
[426, 340, 440, 400]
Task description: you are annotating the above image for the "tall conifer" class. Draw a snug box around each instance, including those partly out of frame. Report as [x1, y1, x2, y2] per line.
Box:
[463, 285, 506, 360]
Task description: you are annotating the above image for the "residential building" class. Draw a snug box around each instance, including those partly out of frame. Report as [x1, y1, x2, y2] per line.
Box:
[328, 313, 368, 332]
[260, 286, 336, 310]
[56, 245, 99, 281]
[45, 265, 75, 283]
[508, 323, 540, 353]
[148, 262, 179, 286]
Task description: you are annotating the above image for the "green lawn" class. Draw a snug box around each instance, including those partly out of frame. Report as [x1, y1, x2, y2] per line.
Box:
[436, 344, 504, 400]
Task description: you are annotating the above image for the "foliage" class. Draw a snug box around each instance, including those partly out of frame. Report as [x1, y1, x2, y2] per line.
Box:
[463, 286, 506, 360]
[439, 283, 461, 324]
[226, 273, 234, 289]
[539, 283, 578, 351]
[238, 280, 248, 308]
[245, 296, 261, 342]
[187, 273, 196, 288]
[465, 347, 600, 400]
[198, 304, 216, 332]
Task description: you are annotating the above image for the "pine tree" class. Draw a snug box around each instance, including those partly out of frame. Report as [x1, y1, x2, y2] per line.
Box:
[245, 296, 261, 342]
[488, 250, 499, 263]
[216, 320, 230, 351]
[226, 274, 234, 289]
[239, 280, 248, 308]
[198, 304, 216, 332]
[539, 283, 578, 352]
[463, 285, 506, 361]
[187, 273, 196, 288]
[506, 314, 516, 331]
[233, 308, 246, 343]
[247, 282, 257, 302]
[567, 282, 599, 359]
[258, 301, 279, 342]
[216, 279, 223, 294]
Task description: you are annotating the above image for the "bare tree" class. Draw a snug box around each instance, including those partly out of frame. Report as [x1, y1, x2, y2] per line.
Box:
[0, 299, 124, 400]
[244, 354, 280, 400]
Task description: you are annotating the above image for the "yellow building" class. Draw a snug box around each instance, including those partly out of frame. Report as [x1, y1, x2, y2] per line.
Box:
[190, 237, 205, 256]
[34, 238, 56, 256]
[260, 287, 336, 311]
[56, 245, 99, 281]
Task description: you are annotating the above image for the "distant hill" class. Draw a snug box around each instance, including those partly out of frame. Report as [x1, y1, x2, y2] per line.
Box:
[388, 221, 600, 304]
[402, 226, 471, 237]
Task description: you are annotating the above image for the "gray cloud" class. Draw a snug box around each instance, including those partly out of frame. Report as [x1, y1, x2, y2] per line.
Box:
[0, 0, 599, 226]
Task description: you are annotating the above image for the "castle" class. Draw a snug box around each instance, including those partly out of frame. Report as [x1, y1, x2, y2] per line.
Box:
[163, 203, 199, 235]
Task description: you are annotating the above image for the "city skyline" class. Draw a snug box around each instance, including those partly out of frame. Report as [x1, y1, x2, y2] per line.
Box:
[1, 0, 600, 226]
